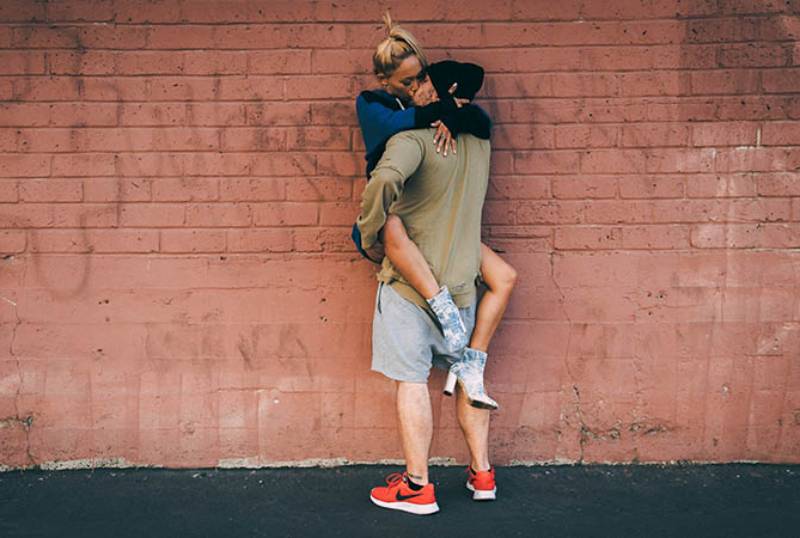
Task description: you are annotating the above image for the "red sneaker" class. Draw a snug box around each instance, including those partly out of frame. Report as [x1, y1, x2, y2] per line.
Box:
[466, 466, 497, 501]
[369, 472, 439, 515]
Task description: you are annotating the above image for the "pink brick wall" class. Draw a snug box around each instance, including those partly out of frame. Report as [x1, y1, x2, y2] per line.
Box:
[1, 0, 798, 468]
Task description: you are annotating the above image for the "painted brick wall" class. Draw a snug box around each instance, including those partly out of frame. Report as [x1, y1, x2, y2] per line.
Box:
[1, 0, 799, 469]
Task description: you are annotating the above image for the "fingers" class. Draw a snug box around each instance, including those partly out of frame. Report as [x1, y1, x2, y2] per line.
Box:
[454, 97, 469, 108]
[448, 82, 458, 94]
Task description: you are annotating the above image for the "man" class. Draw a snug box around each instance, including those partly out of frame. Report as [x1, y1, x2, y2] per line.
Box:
[356, 62, 497, 515]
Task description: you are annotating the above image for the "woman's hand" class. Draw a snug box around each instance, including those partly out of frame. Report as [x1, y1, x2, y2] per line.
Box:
[431, 120, 455, 156]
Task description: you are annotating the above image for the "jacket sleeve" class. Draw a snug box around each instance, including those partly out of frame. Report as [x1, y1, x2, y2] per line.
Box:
[441, 103, 492, 140]
[356, 133, 425, 250]
[356, 92, 459, 156]
[356, 94, 417, 157]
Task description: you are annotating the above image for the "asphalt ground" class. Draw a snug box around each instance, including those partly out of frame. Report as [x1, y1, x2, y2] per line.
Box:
[1, 464, 798, 537]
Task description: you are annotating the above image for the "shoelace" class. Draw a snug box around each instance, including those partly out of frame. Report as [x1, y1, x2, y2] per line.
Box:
[384, 472, 406, 487]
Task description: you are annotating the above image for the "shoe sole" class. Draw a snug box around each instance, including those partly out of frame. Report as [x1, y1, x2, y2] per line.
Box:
[466, 481, 497, 501]
[370, 495, 440, 515]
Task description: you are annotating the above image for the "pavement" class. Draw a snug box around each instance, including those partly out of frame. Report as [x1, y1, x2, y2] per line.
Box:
[1, 464, 799, 537]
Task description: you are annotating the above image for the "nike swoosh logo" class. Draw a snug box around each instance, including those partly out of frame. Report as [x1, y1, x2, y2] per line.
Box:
[396, 491, 423, 501]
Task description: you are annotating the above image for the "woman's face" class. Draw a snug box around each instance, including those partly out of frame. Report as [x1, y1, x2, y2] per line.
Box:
[379, 55, 425, 103]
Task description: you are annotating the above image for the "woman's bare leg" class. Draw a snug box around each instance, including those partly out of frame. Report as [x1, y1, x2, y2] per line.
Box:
[469, 244, 517, 352]
[382, 214, 440, 299]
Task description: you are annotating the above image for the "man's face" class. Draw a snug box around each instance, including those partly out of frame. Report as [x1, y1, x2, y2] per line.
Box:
[412, 75, 438, 107]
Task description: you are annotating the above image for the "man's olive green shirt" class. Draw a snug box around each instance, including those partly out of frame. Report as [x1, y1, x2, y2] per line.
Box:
[356, 128, 490, 311]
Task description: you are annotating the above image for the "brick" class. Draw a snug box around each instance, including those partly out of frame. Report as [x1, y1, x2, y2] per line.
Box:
[52, 153, 115, 177]
[251, 153, 316, 176]
[554, 125, 617, 149]
[581, 150, 646, 174]
[618, 72, 688, 97]
[115, 103, 185, 126]
[621, 225, 691, 250]
[554, 226, 622, 250]
[758, 173, 800, 196]
[0, 230, 26, 253]
[691, 223, 800, 248]
[227, 229, 293, 253]
[552, 177, 617, 199]
[692, 122, 760, 146]
[0, 154, 50, 178]
[214, 24, 347, 49]
[719, 43, 791, 68]
[487, 176, 550, 200]
[286, 127, 351, 151]
[19, 179, 82, 202]
[183, 51, 248, 75]
[315, 152, 360, 176]
[152, 177, 219, 202]
[247, 50, 312, 75]
[622, 124, 690, 147]
[10, 77, 82, 102]
[717, 96, 799, 121]
[217, 76, 284, 101]
[219, 178, 285, 202]
[183, 153, 250, 177]
[49, 103, 118, 126]
[285, 177, 352, 202]
[45, 0, 114, 21]
[319, 202, 359, 226]
[160, 229, 226, 253]
[185, 203, 252, 227]
[246, 103, 311, 126]
[762, 122, 800, 145]
[515, 151, 580, 174]
[252, 203, 318, 226]
[0, 52, 46, 75]
[310, 102, 358, 126]
[715, 147, 800, 172]
[686, 174, 757, 198]
[619, 176, 685, 199]
[492, 125, 556, 150]
[293, 227, 354, 252]
[762, 68, 800, 93]
[516, 201, 584, 225]
[145, 25, 215, 49]
[645, 148, 715, 173]
[30, 229, 158, 253]
[0, 181, 18, 202]
[114, 0, 183, 23]
[221, 128, 286, 152]
[119, 203, 185, 227]
[0, 1, 46, 21]
[285, 75, 353, 99]
[690, 69, 761, 95]
[83, 177, 151, 202]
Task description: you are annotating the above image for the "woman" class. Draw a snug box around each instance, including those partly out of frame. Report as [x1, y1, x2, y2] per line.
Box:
[352, 14, 517, 410]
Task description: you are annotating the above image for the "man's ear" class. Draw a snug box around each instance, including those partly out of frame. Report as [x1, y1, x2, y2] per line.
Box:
[377, 74, 388, 87]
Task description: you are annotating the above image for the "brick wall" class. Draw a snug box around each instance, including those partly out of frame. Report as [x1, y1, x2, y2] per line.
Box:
[1, 0, 798, 469]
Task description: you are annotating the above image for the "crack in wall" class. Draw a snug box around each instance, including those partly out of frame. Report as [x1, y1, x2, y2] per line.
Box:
[3, 258, 35, 467]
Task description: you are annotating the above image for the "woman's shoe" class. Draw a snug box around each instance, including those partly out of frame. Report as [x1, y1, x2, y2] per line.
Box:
[442, 347, 499, 410]
[426, 285, 469, 353]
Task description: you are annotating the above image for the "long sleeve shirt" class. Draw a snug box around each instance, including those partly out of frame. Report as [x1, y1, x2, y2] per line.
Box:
[356, 128, 491, 310]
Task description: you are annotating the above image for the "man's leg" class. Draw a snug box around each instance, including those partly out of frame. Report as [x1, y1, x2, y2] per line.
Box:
[455, 382, 490, 471]
[456, 382, 497, 500]
[396, 381, 433, 484]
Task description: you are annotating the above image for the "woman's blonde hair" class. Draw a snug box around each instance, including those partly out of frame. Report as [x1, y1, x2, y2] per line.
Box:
[372, 12, 428, 77]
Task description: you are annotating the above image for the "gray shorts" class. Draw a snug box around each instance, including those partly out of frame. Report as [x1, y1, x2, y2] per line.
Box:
[371, 282, 477, 383]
